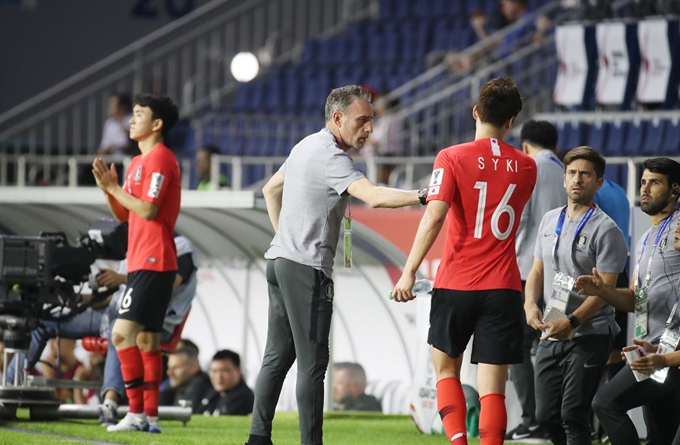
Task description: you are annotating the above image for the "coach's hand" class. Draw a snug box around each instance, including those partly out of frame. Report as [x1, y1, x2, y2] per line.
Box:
[525, 303, 543, 330]
[539, 318, 573, 341]
[574, 268, 604, 297]
[92, 157, 119, 193]
[391, 274, 416, 303]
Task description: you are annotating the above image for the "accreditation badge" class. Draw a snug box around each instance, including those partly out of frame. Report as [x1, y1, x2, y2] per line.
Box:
[634, 286, 649, 338]
[548, 271, 573, 314]
[651, 328, 680, 383]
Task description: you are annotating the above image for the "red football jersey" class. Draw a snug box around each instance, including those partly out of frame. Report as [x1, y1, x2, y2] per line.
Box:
[427, 138, 537, 291]
[123, 143, 181, 272]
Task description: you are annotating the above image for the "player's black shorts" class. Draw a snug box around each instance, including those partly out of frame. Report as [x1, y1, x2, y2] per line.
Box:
[118, 270, 176, 332]
[428, 288, 524, 365]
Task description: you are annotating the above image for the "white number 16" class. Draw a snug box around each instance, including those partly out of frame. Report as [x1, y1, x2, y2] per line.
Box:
[473, 182, 517, 240]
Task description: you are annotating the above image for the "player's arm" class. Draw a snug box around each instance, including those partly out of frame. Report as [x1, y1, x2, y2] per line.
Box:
[574, 268, 635, 312]
[107, 186, 159, 221]
[524, 257, 545, 330]
[93, 158, 158, 221]
[104, 192, 129, 222]
[391, 200, 449, 302]
[263, 171, 284, 232]
[347, 178, 421, 208]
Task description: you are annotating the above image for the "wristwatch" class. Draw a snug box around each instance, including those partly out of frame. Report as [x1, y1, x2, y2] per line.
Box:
[418, 188, 428, 206]
[567, 313, 580, 328]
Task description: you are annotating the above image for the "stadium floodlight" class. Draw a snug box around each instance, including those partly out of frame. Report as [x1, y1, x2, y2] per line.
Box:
[230, 52, 259, 82]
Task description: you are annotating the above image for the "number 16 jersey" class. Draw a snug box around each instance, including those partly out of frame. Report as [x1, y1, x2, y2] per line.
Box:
[427, 138, 537, 292]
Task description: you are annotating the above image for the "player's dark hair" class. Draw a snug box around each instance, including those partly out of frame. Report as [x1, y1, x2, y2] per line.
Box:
[563, 146, 606, 179]
[476, 77, 523, 129]
[133, 93, 179, 138]
[643, 157, 680, 199]
[212, 349, 241, 368]
[520, 120, 558, 151]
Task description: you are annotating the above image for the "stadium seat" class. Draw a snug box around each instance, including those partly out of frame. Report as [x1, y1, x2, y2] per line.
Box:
[603, 120, 627, 156]
[661, 118, 680, 155]
[642, 118, 667, 155]
[623, 119, 646, 156]
[586, 121, 610, 153]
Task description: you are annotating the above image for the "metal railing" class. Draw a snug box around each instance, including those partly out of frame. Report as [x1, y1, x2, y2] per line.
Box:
[0, 0, 377, 157]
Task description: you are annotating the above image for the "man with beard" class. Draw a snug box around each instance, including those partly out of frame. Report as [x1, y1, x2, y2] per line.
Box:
[576, 157, 680, 445]
[525, 146, 627, 445]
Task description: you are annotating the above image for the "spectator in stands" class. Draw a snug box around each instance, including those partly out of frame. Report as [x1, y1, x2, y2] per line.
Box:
[507, 120, 565, 442]
[196, 145, 230, 190]
[200, 349, 254, 416]
[526, 147, 627, 445]
[332, 362, 382, 412]
[576, 157, 680, 445]
[364, 96, 406, 185]
[97, 93, 133, 155]
[446, 0, 550, 72]
[159, 348, 211, 413]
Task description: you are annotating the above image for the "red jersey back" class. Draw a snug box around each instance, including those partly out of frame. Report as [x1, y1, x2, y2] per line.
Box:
[427, 138, 537, 291]
[123, 143, 181, 273]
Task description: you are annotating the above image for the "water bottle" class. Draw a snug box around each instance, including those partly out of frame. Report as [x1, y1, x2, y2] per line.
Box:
[389, 279, 433, 300]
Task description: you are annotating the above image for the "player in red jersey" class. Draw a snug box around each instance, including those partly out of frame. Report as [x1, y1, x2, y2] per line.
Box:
[92, 93, 181, 434]
[392, 78, 537, 445]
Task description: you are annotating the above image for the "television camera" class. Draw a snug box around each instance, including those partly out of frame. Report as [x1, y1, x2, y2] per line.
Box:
[0, 219, 127, 419]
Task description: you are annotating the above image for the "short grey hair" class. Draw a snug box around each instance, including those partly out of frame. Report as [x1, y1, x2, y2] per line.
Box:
[324, 85, 372, 123]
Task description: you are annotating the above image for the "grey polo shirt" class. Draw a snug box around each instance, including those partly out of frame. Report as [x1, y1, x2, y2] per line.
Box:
[634, 215, 680, 344]
[516, 150, 567, 280]
[535, 206, 628, 337]
[265, 129, 365, 277]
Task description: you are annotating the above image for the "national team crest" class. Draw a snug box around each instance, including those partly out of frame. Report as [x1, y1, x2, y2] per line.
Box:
[576, 234, 588, 249]
[134, 166, 142, 184]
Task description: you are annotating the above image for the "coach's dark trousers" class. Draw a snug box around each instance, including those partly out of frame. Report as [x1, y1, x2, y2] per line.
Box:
[250, 258, 333, 445]
[593, 364, 680, 445]
[535, 334, 610, 445]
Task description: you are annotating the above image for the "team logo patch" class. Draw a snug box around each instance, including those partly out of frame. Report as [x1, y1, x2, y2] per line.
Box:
[325, 282, 334, 303]
[134, 166, 142, 184]
[148, 172, 165, 199]
[428, 186, 440, 196]
[660, 237, 668, 251]
[429, 168, 444, 186]
[576, 234, 588, 249]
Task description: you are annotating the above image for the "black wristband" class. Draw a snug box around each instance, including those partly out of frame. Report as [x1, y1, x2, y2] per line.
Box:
[567, 313, 580, 328]
[418, 188, 428, 206]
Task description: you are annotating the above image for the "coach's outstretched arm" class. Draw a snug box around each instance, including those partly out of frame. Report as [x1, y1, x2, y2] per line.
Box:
[262, 171, 284, 232]
[574, 267, 635, 312]
[347, 178, 422, 208]
[93, 158, 158, 221]
[391, 200, 449, 302]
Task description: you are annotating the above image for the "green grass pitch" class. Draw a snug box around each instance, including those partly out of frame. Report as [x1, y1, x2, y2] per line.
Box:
[0, 411, 505, 445]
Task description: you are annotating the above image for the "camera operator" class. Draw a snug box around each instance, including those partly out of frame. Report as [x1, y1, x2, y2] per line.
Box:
[5, 234, 197, 427]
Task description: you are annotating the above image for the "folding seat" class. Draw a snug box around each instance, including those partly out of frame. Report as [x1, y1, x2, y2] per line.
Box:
[661, 119, 680, 155]
[641, 118, 667, 155]
[586, 121, 610, 154]
[603, 121, 627, 156]
[622, 119, 646, 156]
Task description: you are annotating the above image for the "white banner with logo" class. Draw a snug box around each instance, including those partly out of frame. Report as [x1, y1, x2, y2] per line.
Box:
[554, 25, 590, 106]
[595, 22, 630, 105]
[637, 19, 672, 103]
